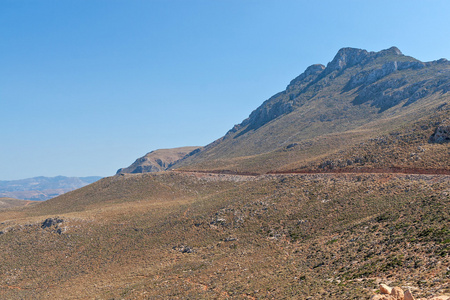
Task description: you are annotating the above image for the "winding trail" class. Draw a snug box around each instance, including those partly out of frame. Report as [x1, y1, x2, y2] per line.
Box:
[175, 167, 450, 177]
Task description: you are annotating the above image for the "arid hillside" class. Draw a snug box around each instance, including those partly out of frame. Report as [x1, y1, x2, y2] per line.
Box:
[0, 172, 448, 299]
[0, 198, 37, 210]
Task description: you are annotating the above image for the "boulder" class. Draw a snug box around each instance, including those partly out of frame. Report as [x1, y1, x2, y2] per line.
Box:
[371, 283, 449, 300]
[391, 287, 405, 300]
[430, 120, 450, 143]
[41, 217, 63, 229]
[380, 284, 393, 295]
[404, 289, 415, 300]
[173, 245, 194, 254]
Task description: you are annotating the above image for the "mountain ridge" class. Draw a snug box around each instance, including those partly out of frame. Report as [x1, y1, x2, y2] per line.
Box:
[171, 46, 450, 173]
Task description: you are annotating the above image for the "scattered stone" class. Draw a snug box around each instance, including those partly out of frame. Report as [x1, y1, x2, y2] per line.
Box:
[380, 284, 393, 295]
[404, 289, 415, 300]
[41, 217, 64, 229]
[224, 237, 237, 242]
[391, 287, 405, 300]
[173, 245, 194, 254]
[286, 143, 298, 149]
[371, 284, 450, 300]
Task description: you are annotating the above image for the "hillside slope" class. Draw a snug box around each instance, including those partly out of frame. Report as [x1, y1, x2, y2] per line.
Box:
[0, 198, 37, 210]
[116, 146, 200, 174]
[174, 47, 450, 173]
[0, 172, 448, 299]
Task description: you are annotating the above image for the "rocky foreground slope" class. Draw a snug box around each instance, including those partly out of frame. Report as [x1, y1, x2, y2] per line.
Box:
[0, 172, 448, 299]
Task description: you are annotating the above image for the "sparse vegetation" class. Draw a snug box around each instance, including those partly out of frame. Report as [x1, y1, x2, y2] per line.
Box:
[1, 47, 449, 299]
[0, 172, 448, 299]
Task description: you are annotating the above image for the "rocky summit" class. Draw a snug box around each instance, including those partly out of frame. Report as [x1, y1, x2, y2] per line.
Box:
[116, 146, 201, 174]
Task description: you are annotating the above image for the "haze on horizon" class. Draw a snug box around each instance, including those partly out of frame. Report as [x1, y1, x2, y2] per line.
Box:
[1, 0, 450, 181]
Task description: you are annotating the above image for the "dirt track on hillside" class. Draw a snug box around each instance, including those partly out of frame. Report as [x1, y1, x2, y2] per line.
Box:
[271, 167, 450, 176]
[176, 167, 450, 177]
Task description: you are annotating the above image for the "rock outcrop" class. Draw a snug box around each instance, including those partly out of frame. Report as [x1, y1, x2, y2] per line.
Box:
[322, 46, 402, 78]
[41, 217, 64, 229]
[370, 284, 450, 300]
[430, 119, 450, 143]
[116, 146, 201, 174]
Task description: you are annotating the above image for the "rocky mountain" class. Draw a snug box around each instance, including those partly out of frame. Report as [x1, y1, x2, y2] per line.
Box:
[0, 176, 102, 201]
[173, 47, 450, 173]
[116, 146, 201, 174]
[0, 47, 448, 299]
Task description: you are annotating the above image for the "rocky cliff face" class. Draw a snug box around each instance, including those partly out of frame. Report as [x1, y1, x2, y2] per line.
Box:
[173, 46, 450, 171]
[324, 46, 402, 75]
[226, 63, 326, 136]
[231, 46, 450, 133]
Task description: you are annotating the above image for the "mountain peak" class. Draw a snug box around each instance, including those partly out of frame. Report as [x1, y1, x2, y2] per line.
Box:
[380, 46, 403, 56]
[326, 47, 370, 72]
[325, 46, 403, 74]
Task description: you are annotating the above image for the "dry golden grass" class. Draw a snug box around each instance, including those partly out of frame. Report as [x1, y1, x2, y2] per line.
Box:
[1, 172, 448, 299]
[0, 198, 37, 210]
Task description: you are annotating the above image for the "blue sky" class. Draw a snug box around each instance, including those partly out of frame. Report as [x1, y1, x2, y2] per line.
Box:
[1, 0, 450, 180]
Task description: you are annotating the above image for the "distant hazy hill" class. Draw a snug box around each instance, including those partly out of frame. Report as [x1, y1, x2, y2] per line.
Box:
[0, 176, 102, 201]
[116, 146, 201, 174]
[174, 47, 450, 173]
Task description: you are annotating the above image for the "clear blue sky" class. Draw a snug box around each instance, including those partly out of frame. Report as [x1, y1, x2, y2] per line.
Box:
[1, 0, 450, 180]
